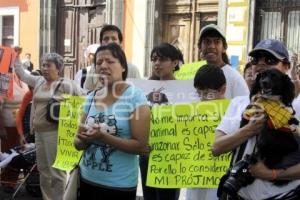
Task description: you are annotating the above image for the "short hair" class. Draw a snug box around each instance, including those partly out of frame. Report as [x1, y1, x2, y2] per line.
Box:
[150, 43, 184, 71]
[94, 43, 128, 80]
[41, 53, 64, 73]
[99, 25, 123, 43]
[198, 30, 230, 65]
[194, 64, 226, 90]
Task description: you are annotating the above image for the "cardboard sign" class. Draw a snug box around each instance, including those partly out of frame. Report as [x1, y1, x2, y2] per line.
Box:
[175, 61, 206, 80]
[0, 46, 14, 73]
[146, 100, 231, 188]
[52, 96, 85, 171]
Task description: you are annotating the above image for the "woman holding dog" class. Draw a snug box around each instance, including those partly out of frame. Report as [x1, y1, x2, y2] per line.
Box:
[74, 43, 150, 200]
[213, 39, 300, 200]
[14, 51, 83, 200]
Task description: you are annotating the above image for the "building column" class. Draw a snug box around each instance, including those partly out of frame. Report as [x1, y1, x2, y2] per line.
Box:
[218, 0, 227, 33]
[39, 0, 58, 57]
[106, 0, 124, 29]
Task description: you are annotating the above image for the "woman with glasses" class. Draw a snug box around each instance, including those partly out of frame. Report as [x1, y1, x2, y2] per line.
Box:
[140, 43, 184, 200]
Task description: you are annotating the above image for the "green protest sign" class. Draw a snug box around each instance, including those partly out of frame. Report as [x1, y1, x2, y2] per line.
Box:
[147, 99, 231, 188]
[175, 61, 206, 80]
[53, 95, 85, 171]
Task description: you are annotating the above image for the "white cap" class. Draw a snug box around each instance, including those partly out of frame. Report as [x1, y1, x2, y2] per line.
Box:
[199, 24, 226, 42]
[84, 44, 100, 58]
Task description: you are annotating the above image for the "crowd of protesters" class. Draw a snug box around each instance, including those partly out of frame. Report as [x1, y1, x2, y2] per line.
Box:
[0, 23, 299, 200]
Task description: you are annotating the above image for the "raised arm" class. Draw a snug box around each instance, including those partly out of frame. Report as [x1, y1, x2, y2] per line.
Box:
[14, 58, 39, 88]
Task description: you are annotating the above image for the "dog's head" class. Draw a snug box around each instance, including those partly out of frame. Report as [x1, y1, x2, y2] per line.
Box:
[250, 68, 295, 106]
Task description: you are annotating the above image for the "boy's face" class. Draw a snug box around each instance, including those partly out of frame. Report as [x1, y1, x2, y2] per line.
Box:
[200, 36, 225, 67]
[196, 86, 226, 101]
[101, 31, 121, 46]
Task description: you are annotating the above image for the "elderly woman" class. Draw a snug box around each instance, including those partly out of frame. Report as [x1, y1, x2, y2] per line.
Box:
[74, 43, 150, 200]
[14, 52, 83, 200]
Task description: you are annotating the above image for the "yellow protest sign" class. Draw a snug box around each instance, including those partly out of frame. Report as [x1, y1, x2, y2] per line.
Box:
[147, 99, 231, 188]
[53, 95, 85, 171]
[175, 61, 206, 80]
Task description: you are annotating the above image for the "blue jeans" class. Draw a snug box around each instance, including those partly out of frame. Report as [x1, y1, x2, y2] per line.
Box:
[139, 155, 180, 200]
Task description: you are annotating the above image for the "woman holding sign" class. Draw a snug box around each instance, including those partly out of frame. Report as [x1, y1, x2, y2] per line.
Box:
[14, 51, 83, 200]
[140, 43, 184, 200]
[74, 43, 150, 200]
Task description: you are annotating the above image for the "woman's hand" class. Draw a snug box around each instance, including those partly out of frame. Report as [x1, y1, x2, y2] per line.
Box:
[74, 123, 92, 150]
[76, 124, 104, 143]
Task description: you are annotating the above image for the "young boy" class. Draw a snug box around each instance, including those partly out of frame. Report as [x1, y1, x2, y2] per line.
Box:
[186, 64, 226, 200]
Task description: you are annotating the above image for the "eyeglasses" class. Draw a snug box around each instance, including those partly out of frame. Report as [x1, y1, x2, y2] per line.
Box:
[197, 89, 219, 100]
[250, 53, 281, 66]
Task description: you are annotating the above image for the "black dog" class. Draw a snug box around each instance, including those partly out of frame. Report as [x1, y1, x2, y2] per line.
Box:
[241, 68, 299, 171]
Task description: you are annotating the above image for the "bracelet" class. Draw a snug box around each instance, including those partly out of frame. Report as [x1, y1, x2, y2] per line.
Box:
[272, 169, 278, 180]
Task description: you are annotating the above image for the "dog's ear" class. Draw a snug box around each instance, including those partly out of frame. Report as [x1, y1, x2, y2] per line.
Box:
[250, 73, 262, 99]
[281, 74, 295, 106]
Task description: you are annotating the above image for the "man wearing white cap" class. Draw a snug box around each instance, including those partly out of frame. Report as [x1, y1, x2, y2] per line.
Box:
[197, 24, 249, 98]
[74, 44, 100, 88]
[186, 24, 250, 200]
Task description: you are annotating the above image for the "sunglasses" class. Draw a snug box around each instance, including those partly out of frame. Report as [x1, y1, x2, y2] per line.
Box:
[250, 53, 281, 66]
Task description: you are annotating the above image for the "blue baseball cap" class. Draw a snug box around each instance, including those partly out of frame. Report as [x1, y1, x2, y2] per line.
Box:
[249, 39, 289, 61]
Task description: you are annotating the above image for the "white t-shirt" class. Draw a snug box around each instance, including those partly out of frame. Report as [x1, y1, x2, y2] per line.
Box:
[222, 64, 249, 98]
[127, 63, 141, 78]
[216, 96, 300, 200]
[74, 65, 91, 87]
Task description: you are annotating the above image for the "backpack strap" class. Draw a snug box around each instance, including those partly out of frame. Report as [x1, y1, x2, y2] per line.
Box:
[52, 79, 63, 98]
[81, 68, 87, 88]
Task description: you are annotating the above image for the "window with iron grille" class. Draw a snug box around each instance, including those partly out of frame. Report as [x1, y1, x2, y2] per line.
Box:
[254, 0, 300, 55]
[1, 16, 14, 47]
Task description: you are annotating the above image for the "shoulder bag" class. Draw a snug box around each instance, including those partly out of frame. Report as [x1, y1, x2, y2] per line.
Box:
[46, 79, 63, 123]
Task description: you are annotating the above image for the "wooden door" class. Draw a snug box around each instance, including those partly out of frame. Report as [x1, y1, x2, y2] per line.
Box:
[57, 0, 106, 79]
[162, 0, 218, 63]
[163, 15, 191, 63]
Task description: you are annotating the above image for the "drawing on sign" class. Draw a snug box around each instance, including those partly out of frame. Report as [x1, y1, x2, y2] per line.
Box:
[147, 87, 169, 105]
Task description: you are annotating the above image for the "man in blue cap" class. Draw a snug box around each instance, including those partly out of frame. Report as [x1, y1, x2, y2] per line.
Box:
[213, 39, 300, 200]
